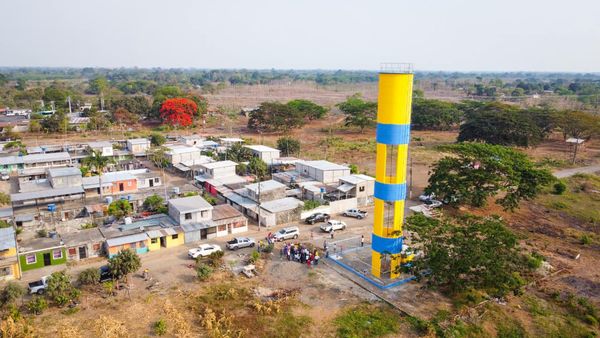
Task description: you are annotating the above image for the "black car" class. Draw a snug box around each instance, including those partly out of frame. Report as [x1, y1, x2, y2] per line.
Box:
[305, 213, 330, 225]
[99, 265, 116, 283]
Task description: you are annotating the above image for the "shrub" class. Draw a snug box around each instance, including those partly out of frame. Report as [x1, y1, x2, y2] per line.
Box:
[46, 271, 81, 307]
[26, 297, 47, 315]
[196, 264, 213, 281]
[262, 243, 274, 254]
[205, 250, 224, 267]
[80, 222, 97, 229]
[0, 220, 11, 228]
[303, 200, 321, 211]
[150, 133, 166, 146]
[0, 282, 25, 306]
[202, 193, 218, 205]
[581, 234, 593, 245]
[552, 181, 567, 195]
[154, 319, 167, 336]
[526, 254, 543, 269]
[36, 229, 48, 238]
[349, 164, 358, 174]
[78, 268, 100, 286]
[334, 305, 399, 338]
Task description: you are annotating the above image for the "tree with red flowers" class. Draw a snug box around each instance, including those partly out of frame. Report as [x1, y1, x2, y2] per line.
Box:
[159, 98, 198, 127]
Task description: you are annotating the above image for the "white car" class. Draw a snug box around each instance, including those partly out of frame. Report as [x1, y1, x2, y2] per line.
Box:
[188, 244, 222, 259]
[0, 173, 9, 181]
[272, 227, 300, 241]
[320, 220, 347, 232]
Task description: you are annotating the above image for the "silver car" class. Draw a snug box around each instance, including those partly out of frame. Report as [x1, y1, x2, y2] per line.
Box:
[272, 227, 300, 241]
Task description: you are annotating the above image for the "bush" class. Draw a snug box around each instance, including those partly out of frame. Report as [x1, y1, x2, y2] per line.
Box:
[552, 181, 567, 195]
[80, 222, 97, 229]
[143, 194, 166, 213]
[303, 200, 321, 211]
[46, 271, 81, 307]
[1, 282, 25, 306]
[150, 133, 166, 146]
[249, 250, 261, 264]
[581, 234, 593, 245]
[108, 199, 133, 219]
[36, 229, 48, 238]
[0, 220, 11, 228]
[349, 164, 358, 174]
[26, 297, 47, 315]
[526, 254, 543, 269]
[205, 250, 224, 268]
[202, 193, 218, 205]
[196, 264, 213, 281]
[78, 268, 100, 286]
[262, 243, 274, 254]
[154, 319, 167, 336]
[334, 305, 400, 338]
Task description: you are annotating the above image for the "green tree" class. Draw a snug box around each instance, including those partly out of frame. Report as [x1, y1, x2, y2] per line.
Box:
[83, 149, 114, 200]
[108, 200, 133, 219]
[15, 79, 27, 91]
[425, 143, 553, 211]
[0, 73, 7, 86]
[46, 271, 80, 306]
[150, 133, 166, 146]
[411, 98, 461, 131]
[87, 76, 109, 95]
[337, 94, 377, 132]
[457, 101, 549, 147]
[276, 136, 301, 156]
[248, 157, 267, 179]
[109, 96, 151, 116]
[0, 282, 25, 307]
[555, 111, 600, 163]
[286, 99, 327, 120]
[349, 164, 359, 174]
[42, 86, 68, 105]
[223, 143, 253, 162]
[150, 86, 182, 118]
[77, 268, 101, 286]
[107, 249, 141, 285]
[26, 296, 47, 315]
[147, 146, 169, 168]
[143, 194, 166, 213]
[248, 101, 306, 132]
[405, 214, 529, 296]
[41, 111, 69, 133]
[87, 110, 112, 131]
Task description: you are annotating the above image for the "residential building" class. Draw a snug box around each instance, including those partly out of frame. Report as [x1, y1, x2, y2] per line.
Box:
[165, 144, 202, 168]
[244, 180, 286, 202]
[168, 195, 213, 225]
[336, 174, 375, 202]
[244, 145, 281, 164]
[60, 228, 104, 261]
[178, 134, 204, 146]
[11, 167, 84, 208]
[47, 167, 82, 188]
[0, 152, 72, 173]
[104, 233, 149, 258]
[193, 160, 247, 196]
[294, 160, 351, 184]
[87, 141, 114, 157]
[82, 171, 138, 196]
[146, 227, 184, 251]
[18, 237, 66, 272]
[212, 204, 248, 236]
[126, 138, 151, 155]
[0, 227, 20, 280]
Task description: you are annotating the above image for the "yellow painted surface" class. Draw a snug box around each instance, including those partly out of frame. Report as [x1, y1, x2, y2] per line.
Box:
[375, 143, 387, 182]
[373, 199, 384, 235]
[391, 200, 404, 235]
[165, 234, 185, 248]
[390, 257, 400, 279]
[395, 144, 408, 183]
[371, 251, 381, 278]
[0, 247, 17, 258]
[377, 73, 414, 125]
[148, 238, 161, 251]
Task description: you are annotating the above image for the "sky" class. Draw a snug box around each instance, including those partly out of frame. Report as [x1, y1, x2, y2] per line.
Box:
[1, 0, 599, 72]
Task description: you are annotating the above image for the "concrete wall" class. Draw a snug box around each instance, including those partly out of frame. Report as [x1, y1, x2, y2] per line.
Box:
[168, 206, 212, 226]
[211, 165, 236, 179]
[50, 175, 82, 189]
[329, 198, 358, 214]
[19, 248, 67, 272]
[248, 187, 286, 203]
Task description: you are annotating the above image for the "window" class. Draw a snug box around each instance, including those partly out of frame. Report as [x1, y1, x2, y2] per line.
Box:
[93, 243, 101, 251]
[154, 178, 160, 183]
[26, 254, 36, 264]
[53, 249, 63, 259]
[218, 225, 227, 232]
[0, 267, 10, 276]
[201, 211, 208, 218]
[172, 234, 179, 240]
[359, 186, 365, 192]
[68, 248, 77, 255]
[185, 213, 192, 220]
[151, 238, 157, 244]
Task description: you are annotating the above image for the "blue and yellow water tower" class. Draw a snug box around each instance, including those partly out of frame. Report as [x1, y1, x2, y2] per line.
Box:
[371, 63, 413, 279]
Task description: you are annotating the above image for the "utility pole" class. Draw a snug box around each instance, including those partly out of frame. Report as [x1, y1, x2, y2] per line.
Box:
[256, 176, 261, 231]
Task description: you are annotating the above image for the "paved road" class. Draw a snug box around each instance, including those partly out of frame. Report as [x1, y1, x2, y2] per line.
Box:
[553, 165, 600, 178]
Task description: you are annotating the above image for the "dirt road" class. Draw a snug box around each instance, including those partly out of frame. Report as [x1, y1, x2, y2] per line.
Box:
[553, 165, 600, 178]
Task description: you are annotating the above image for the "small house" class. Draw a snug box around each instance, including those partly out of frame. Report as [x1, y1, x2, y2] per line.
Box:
[0, 227, 20, 280]
[60, 228, 104, 261]
[165, 145, 202, 166]
[168, 195, 213, 225]
[179, 134, 205, 146]
[104, 233, 149, 258]
[88, 141, 114, 157]
[82, 171, 138, 196]
[212, 204, 248, 235]
[294, 160, 351, 184]
[244, 145, 281, 164]
[146, 227, 184, 251]
[126, 138, 151, 156]
[18, 237, 66, 272]
[337, 174, 375, 204]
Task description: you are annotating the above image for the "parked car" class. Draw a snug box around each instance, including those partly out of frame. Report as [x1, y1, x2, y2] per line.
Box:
[419, 193, 435, 202]
[226, 237, 256, 250]
[28, 276, 49, 295]
[423, 199, 442, 208]
[320, 220, 347, 232]
[272, 227, 299, 241]
[342, 209, 367, 219]
[189, 244, 223, 258]
[0, 173, 9, 181]
[305, 213, 330, 224]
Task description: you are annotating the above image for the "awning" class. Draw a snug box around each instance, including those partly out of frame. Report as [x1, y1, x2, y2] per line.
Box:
[173, 163, 191, 172]
[337, 183, 354, 193]
[15, 214, 34, 222]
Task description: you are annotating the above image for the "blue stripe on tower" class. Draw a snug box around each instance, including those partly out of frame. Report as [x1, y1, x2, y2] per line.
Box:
[376, 123, 411, 145]
[371, 234, 403, 254]
[374, 182, 407, 201]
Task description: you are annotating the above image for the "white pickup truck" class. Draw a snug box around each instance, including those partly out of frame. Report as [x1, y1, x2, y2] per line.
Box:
[28, 276, 49, 295]
[343, 209, 368, 219]
[226, 237, 256, 250]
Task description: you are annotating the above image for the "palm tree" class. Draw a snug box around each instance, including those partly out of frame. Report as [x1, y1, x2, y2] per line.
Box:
[83, 149, 114, 201]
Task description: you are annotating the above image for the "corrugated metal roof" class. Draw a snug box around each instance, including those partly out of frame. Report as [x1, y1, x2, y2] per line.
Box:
[168, 195, 213, 213]
[244, 145, 280, 153]
[337, 183, 354, 193]
[0, 227, 15, 251]
[105, 233, 148, 247]
[260, 197, 303, 213]
[180, 221, 216, 232]
[339, 174, 375, 184]
[296, 160, 349, 171]
[127, 138, 149, 145]
[245, 180, 285, 193]
[47, 167, 81, 177]
[22, 152, 71, 164]
[60, 228, 104, 246]
[0, 208, 13, 219]
[10, 186, 84, 202]
[212, 204, 243, 221]
[201, 160, 238, 169]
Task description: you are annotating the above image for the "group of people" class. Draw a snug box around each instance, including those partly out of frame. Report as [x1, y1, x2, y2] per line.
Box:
[281, 243, 320, 267]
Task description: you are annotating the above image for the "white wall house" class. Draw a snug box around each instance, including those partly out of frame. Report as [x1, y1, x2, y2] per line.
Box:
[295, 160, 351, 184]
[244, 145, 281, 164]
[168, 195, 213, 225]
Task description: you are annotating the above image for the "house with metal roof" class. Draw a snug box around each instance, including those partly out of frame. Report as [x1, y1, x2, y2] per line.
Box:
[193, 160, 247, 196]
[0, 227, 20, 280]
[18, 237, 66, 272]
[294, 160, 351, 184]
[145, 226, 184, 250]
[168, 195, 213, 225]
[244, 145, 281, 164]
[337, 174, 375, 203]
[126, 138, 151, 155]
[87, 141, 114, 157]
[11, 166, 85, 208]
[0, 152, 72, 173]
[60, 228, 105, 261]
[104, 233, 149, 258]
[165, 144, 202, 166]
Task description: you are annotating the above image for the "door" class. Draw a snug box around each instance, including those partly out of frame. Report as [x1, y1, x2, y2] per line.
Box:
[200, 229, 207, 240]
[119, 183, 124, 192]
[43, 253, 51, 266]
[160, 237, 166, 247]
[149, 179, 154, 187]
[78, 246, 87, 259]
